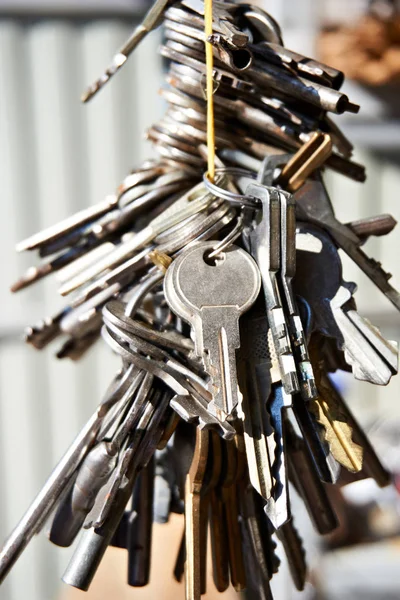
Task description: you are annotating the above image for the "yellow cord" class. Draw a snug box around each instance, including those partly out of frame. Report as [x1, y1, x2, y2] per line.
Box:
[204, 0, 215, 182]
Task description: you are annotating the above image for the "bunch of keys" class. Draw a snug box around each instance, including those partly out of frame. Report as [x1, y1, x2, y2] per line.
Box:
[1, 0, 399, 598]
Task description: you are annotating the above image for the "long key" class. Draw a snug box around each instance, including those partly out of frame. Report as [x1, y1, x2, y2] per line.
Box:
[237, 296, 276, 500]
[245, 183, 299, 395]
[277, 190, 317, 399]
[221, 439, 246, 592]
[284, 409, 339, 535]
[208, 433, 230, 593]
[239, 480, 273, 585]
[82, 0, 172, 102]
[49, 371, 152, 546]
[127, 457, 155, 586]
[0, 400, 115, 583]
[258, 153, 317, 398]
[61, 178, 226, 295]
[184, 428, 209, 600]
[16, 196, 118, 253]
[295, 177, 400, 312]
[63, 382, 171, 591]
[164, 241, 261, 421]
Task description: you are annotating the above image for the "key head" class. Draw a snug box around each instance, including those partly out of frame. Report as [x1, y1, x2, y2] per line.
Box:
[164, 241, 261, 330]
[165, 241, 261, 419]
[294, 222, 355, 338]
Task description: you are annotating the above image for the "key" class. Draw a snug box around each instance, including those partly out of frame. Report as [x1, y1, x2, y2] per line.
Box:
[240, 524, 273, 600]
[85, 385, 171, 532]
[276, 518, 307, 592]
[63, 381, 171, 591]
[256, 149, 325, 399]
[310, 349, 391, 487]
[249, 56, 359, 114]
[284, 410, 339, 535]
[127, 457, 155, 586]
[164, 240, 261, 420]
[208, 432, 230, 593]
[239, 480, 273, 585]
[82, 0, 172, 102]
[184, 427, 209, 600]
[16, 195, 118, 253]
[49, 372, 153, 546]
[295, 222, 398, 385]
[308, 339, 364, 473]
[277, 189, 317, 399]
[0, 402, 112, 582]
[102, 321, 236, 440]
[220, 439, 246, 592]
[275, 132, 333, 193]
[347, 214, 397, 243]
[252, 42, 344, 89]
[292, 392, 340, 485]
[245, 183, 299, 395]
[295, 177, 400, 312]
[237, 295, 275, 500]
[153, 446, 182, 523]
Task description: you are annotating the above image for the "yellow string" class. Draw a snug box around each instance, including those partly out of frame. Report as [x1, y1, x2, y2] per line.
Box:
[204, 0, 215, 182]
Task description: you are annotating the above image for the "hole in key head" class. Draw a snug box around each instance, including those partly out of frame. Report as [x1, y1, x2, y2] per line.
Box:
[203, 249, 226, 267]
[231, 48, 253, 71]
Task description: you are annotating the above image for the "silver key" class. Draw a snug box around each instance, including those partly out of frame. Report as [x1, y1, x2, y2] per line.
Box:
[164, 241, 261, 420]
[245, 183, 299, 395]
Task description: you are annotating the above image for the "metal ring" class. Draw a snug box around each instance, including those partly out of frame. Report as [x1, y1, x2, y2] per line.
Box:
[207, 214, 245, 260]
[202, 168, 259, 207]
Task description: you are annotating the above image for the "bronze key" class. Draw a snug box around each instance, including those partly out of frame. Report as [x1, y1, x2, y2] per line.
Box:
[209, 433, 230, 593]
[184, 428, 209, 600]
[276, 131, 333, 192]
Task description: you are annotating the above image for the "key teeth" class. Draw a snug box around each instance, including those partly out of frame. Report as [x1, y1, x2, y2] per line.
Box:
[343, 347, 393, 386]
[309, 399, 364, 473]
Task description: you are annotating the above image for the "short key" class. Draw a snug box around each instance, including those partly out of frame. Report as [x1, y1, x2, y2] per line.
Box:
[164, 241, 261, 421]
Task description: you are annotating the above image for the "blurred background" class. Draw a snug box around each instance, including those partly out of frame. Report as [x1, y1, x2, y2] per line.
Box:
[1, 0, 400, 598]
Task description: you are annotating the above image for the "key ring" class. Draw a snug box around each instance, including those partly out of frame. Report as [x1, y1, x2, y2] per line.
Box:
[206, 212, 246, 260]
[202, 168, 260, 207]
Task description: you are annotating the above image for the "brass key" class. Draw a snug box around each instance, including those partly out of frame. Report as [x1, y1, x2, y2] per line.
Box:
[222, 440, 246, 592]
[184, 428, 209, 600]
[276, 132, 333, 192]
[209, 433, 230, 593]
[309, 338, 364, 473]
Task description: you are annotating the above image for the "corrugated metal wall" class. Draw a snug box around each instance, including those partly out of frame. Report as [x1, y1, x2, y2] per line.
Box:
[1, 9, 400, 600]
[0, 18, 163, 600]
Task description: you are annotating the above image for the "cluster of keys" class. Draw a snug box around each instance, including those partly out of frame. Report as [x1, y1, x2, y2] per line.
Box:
[1, 1, 400, 598]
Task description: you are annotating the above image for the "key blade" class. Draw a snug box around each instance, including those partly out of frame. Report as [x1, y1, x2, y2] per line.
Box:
[81, 0, 171, 103]
[264, 383, 291, 530]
